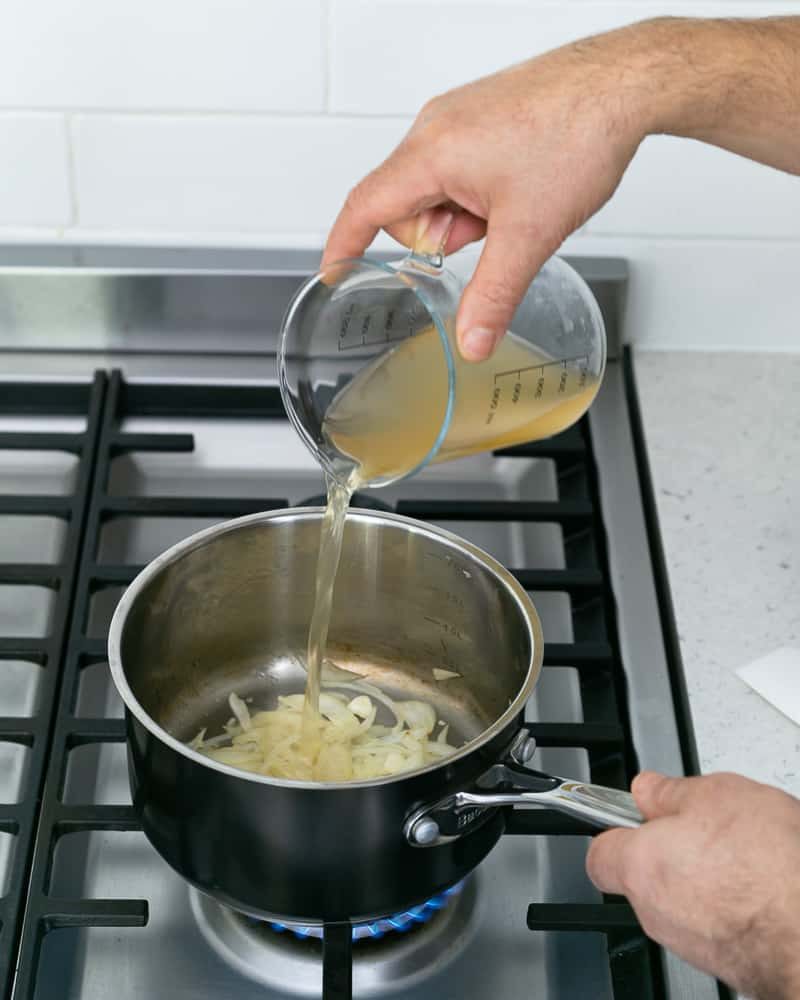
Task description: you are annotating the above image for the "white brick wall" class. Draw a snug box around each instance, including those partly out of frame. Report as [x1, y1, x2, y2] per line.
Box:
[0, 0, 799, 348]
[0, 0, 325, 111]
[590, 136, 800, 239]
[73, 116, 410, 237]
[0, 115, 71, 227]
[564, 233, 800, 351]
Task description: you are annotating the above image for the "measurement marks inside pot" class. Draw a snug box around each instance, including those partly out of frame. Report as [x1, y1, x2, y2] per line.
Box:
[423, 616, 466, 642]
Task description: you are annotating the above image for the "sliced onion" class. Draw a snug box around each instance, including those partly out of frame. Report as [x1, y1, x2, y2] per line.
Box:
[396, 700, 436, 736]
[229, 692, 251, 731]
[189, 683, 458, 783]
[433, 668, 460, 681]
[187, 728, 207, 750]
[348, 695, 372, 719]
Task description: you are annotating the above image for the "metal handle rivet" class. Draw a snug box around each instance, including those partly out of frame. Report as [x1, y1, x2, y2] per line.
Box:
[412, 818, 441, 846]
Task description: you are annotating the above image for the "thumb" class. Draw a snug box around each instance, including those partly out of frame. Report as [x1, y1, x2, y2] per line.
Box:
[632, 771, 697, 820]
[585, 828, 638, 894]
[455, 218, 547, 362]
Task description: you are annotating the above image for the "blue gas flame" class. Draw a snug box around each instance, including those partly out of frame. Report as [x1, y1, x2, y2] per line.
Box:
[269, 882, 464, 941]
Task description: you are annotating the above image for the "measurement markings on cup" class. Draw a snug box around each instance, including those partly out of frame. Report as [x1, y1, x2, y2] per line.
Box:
[490, 355, 590, 411]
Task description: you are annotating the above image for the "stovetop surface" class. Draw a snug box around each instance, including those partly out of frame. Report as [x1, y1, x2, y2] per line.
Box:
[0, 252, 724, 1000]
[29, 409, 612, 1000]
[0, 374, 656, 1000]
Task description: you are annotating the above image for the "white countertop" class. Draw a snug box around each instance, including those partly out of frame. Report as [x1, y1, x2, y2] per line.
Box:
[633, 351, 800, 797]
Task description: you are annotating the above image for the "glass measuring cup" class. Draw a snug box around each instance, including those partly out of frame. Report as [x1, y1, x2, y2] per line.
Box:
[278, 245, 606, 488]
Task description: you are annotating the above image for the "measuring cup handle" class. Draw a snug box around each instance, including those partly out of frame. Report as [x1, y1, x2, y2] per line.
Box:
[410, 208, 456, 265]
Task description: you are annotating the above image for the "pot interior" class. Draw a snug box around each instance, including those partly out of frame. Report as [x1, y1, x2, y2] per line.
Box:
[114, 509, 540, 766]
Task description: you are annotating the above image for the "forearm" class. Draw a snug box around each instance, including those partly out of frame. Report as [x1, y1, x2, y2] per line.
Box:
[623, 16, 800, 174]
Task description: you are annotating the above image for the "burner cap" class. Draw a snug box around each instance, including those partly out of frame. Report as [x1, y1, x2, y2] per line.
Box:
[190, 877, 480, 998]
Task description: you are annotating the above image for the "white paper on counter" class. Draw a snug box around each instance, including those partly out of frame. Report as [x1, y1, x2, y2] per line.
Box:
[736, 647, 800, 726]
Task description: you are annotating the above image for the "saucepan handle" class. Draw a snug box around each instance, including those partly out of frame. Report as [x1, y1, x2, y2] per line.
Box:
[404, 732, 643, 847]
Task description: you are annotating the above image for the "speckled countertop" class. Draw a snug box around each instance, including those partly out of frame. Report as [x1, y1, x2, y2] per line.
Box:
[632, 351, 800, 797]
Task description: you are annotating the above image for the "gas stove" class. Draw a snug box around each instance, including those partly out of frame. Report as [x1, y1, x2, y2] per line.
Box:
[0, 247, 727, 1000]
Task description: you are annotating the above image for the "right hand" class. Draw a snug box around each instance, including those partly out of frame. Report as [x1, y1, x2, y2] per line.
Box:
[322, 23, 654, 361]
[587, 771, 800, 1000]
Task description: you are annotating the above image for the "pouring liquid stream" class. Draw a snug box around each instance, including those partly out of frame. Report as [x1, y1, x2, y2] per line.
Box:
[303, 474, 356, 729]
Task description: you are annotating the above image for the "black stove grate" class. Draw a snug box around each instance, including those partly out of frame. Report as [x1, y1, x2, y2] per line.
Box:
[10, 372, 289, 1000]
[7, 367, 673, 1000]
[0, 377, 104, 1000]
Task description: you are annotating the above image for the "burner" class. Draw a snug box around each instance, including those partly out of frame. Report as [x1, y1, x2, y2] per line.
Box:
[190, 877, 481, 997]
[269, 881, 464, 941]
[298, 491, 394, 513]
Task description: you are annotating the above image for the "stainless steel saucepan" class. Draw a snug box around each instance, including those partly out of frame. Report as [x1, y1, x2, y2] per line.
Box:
[108, 508, 641, 924]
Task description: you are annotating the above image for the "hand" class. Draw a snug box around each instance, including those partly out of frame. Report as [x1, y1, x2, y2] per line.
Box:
[586, 770, 800, 1000]
[320, 34, 649, 361]
[322, 24, 656, 361]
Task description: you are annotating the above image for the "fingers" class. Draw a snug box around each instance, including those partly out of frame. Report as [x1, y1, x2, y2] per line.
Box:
[383, 210, 488, 256]
[321, 147, 442, 269]
[587, 773, 702, 892]
[455, 215, 551, 362]
[632, 771, 700, 820]
[442, 212, 488, 253]
[413, 208, 456, 257]
[585, 828, 638, 894]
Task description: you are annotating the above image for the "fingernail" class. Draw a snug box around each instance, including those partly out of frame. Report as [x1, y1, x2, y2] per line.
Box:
[415, 210, 454, 256]
[460, 327, 498, 361]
